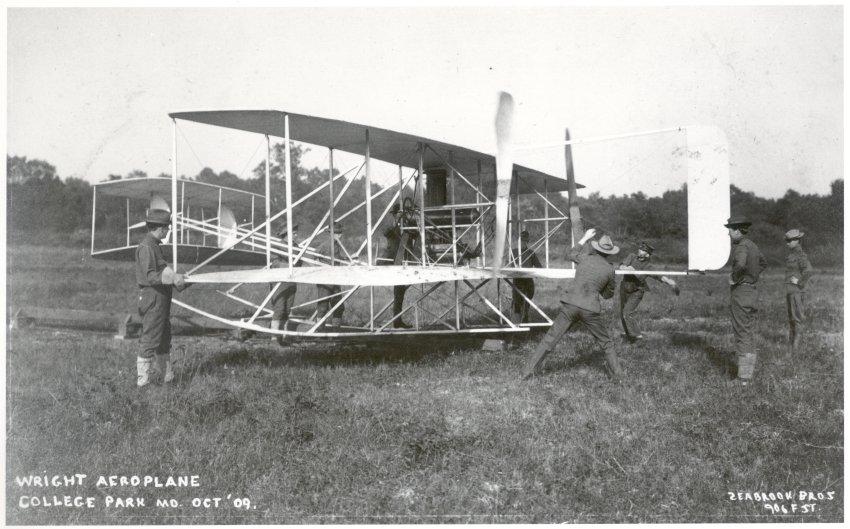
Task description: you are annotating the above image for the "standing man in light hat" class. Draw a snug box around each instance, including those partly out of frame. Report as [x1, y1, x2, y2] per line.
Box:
[783, 228, 814, 355]
[135, 209, 186, 387]
[618, 241, 680, 341]
[522, 228, 623, 382]
[725, 215, 766, 386]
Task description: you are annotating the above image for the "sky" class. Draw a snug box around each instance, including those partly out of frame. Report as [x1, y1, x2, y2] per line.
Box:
[6, 6, 843, 199]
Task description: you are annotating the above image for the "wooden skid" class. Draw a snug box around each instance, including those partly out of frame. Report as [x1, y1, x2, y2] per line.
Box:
[9, 306, 236, 338]
[172, 298, 529, 339]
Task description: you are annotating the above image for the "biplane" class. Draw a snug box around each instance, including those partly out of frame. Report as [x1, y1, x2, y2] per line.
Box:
[90, 93, 730, 340]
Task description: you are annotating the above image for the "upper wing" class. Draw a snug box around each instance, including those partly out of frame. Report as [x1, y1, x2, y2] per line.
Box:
[169, 109, 581, 196]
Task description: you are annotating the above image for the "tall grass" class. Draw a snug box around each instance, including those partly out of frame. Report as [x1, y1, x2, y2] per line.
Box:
[5, 244, 843, 523]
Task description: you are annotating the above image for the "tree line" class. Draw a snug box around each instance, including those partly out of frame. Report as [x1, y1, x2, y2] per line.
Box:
[6, 152, 843, 266]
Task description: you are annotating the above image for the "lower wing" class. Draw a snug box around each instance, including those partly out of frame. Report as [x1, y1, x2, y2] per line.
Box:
[185, 265, 687, 286]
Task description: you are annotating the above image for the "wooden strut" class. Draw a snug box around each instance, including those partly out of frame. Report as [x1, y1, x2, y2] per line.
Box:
[186, 165, 355, 274]
[501, 278, 553, 325]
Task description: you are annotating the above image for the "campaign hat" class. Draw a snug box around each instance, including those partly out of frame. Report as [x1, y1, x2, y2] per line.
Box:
[638, 241, 655, 254]
[146, 209, 171, 226]
[784, 229, 804, 241]
[590, 234, 620, 255]
[724, 215, 752, 228]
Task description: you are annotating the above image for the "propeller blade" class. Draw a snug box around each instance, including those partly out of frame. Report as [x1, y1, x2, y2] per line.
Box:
[565, 127, 584, 246]
[493, 91, 514, 272]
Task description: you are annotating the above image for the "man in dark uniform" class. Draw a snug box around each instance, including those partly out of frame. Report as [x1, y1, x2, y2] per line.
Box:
[783, 228, 814, 355]
[618, 242, 680, 341]
[522, 228, 623, 381]
[135, 209, 185, 387]
[317, 220, 347, 328]
[378, 203, 419, 329]
[269, 223, 301, 345]
[511, 230, 542, 324]
[725, 216, 767, 386]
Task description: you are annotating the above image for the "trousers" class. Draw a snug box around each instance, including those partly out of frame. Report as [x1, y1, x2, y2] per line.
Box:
[512, 278, 536, 323]
[618, 284, 645, 337]
[523, 302, 621, 377]
[731, 283, 759, 379]
[271, 287, 296, 320]
[138, 286, 171, 359]
[393, 285, 409, 318]
[317, 285, 345, 319]
[786, 291, 805, 329]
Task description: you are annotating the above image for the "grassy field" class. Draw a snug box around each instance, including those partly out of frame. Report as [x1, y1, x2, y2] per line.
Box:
[5, 244, 844, 523]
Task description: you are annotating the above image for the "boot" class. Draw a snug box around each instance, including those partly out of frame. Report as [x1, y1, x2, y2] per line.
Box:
[604, 349, 624, 383]
[331, 317, 342, 328]
[136, 357, 153, 387]
[791, 330, 802, 352]
[156, 354, 174, 384]
[270, 319, 284, 346]
[393, 319, 412, 329]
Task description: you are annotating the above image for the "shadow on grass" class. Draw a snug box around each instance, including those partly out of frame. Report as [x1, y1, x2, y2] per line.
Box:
[165, 323, 556, 386]
[669, 332, 735, 379]
[173, 334, 503, 381]
[549, 351, 605, 374]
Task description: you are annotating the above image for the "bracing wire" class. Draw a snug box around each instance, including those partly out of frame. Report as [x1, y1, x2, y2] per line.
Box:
[175, 123, 208, 172]
[237, 138, 267, 180]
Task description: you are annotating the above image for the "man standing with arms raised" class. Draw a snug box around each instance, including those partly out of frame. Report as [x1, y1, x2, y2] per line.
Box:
[618, 241, 680, 341]
[522, 228, 623, 381]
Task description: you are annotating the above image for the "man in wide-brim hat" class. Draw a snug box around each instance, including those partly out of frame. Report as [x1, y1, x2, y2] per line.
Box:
[783, 228, 814, 356]
[134, 208, 186, 387]
[617, 241, 680, 342]
[725, 215, 766, 387]
[523, 228, 624, 382]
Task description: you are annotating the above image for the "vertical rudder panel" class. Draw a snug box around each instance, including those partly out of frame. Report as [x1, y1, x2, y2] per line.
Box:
[686, 125, 730, 271]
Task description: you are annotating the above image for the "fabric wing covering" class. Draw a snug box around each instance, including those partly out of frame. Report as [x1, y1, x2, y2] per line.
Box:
[169, 110, 579, 195]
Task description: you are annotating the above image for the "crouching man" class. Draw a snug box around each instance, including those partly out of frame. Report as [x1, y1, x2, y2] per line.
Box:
[135, 209, 186, 387]
[522, 228, 623, 382]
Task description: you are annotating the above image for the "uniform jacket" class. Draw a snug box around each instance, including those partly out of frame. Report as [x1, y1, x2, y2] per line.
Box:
[135, 232, 168, 288]
[270, 239, 303, 296]
[380, 224, 418, 265]
[785, 245, 813, 293]
[512, 246, 542, 268]
[620, 253, 652, 293]
[317, 232, 348, 264]
[730, 237, 767, 286]
[562, 243, 615, 313]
